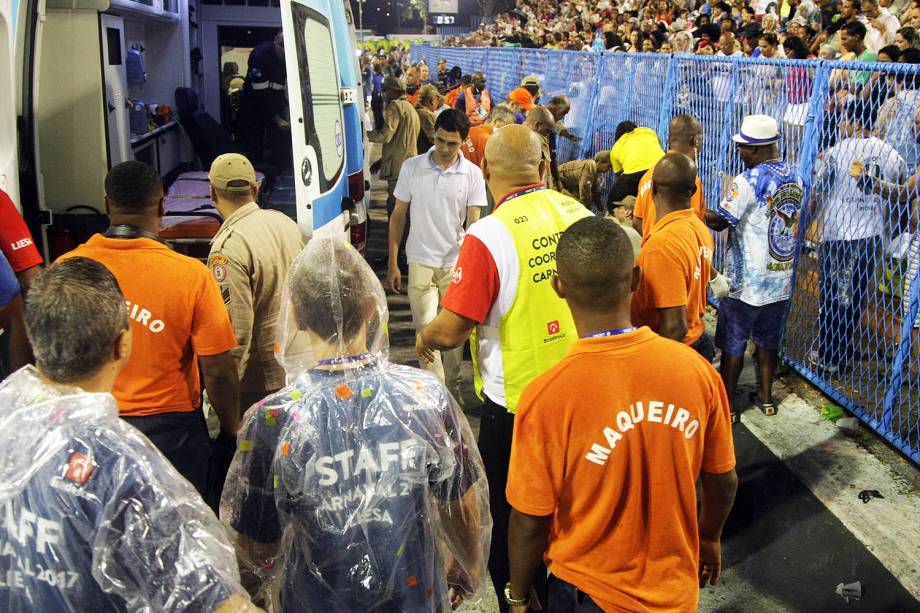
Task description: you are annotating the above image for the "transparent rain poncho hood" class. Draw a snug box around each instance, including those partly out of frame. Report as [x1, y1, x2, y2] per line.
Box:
[221, 239, 491, 612]
[0, 367, 249, 612]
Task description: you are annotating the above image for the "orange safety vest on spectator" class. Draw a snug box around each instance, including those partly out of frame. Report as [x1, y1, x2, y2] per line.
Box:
[461, 87, 492, 126]
[444, 86, 463, 109]
[507, 87, 536, 112]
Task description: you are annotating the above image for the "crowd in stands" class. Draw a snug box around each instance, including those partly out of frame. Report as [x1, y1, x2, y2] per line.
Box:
[438, 0, 920, 60]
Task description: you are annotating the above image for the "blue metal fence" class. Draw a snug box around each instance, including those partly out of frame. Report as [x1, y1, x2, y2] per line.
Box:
[411, 45, 920, 464]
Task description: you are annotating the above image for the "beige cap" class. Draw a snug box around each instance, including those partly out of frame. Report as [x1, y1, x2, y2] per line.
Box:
[209, 153, 257, 192]
[594, 150, 611, 164]
[521, 75, 541, 87]
[611, 195, 636, 209]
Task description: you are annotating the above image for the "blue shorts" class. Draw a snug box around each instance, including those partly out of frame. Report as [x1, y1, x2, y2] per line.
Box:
[715, 297, 790, 358]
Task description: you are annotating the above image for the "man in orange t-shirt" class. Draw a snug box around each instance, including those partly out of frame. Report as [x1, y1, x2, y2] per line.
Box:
[632, 153, 716, 362]
[505, 216, 737, 613]
[58, 161, 240, 498]
[633, 114, 706, 240]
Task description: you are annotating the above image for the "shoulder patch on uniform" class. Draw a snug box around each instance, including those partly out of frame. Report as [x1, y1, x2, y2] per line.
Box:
[210, 255, 229, 283]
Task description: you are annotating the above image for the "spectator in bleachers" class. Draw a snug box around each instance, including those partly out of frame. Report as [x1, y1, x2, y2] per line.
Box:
[849, 109, 920, 328]
[810, 102, 907, 372]
[896, 25, 920, 48]
[862, 0, 901, 47]
[877, 48, 920, 167]
[607, 121, 666, 210]
[57, 161, 241, 498]
[706, 115, 804, 422]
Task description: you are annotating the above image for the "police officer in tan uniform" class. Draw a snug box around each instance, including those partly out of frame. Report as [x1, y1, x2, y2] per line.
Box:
[368, 76, 420, 220]
[558, 150, 612, 211]
[207, 153, 304, 410]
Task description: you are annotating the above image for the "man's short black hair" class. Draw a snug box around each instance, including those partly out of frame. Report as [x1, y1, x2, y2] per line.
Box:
[104, 161, 164, 213]
[899, 47, 920, 64]
[614, 121, 638, 142]
[845, 100, 877, 131]
[844, 21, 868, 40]
[556, 217, 634, 310]
[435, 109, 471, 140]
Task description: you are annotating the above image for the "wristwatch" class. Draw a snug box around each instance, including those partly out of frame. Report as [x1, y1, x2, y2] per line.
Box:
[503, 583, 529, 607]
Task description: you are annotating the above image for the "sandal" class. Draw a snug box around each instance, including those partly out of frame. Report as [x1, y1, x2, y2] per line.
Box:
[749, 391, 777, 416]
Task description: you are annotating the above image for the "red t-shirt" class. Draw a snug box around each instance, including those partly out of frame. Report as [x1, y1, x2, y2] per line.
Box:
[0, 190, 43, 273]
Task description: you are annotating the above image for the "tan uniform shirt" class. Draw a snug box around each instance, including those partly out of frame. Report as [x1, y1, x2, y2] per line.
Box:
[539, 134, 557, 192]
[207, 203, 304, 395]
[369, 95, 420, 180]
[416, 106, 436, 152]
[558, 159, 599, 207]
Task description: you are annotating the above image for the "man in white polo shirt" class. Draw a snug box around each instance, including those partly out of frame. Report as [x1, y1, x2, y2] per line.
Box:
[387, 108, 488, 390]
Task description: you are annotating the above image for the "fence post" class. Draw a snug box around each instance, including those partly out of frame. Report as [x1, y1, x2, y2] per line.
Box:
[579, 53, 606, 159]
[656, 55, 678, 144]
[711, 58, 740, 199]
[882, 267, 920, 448]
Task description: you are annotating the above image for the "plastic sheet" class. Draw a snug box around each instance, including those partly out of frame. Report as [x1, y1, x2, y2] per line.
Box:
[0, 366, 249, 612]
[220, 239, 491, 611]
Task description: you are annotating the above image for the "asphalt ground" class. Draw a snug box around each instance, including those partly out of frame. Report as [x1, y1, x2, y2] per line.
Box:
[364, 160, 920, 612]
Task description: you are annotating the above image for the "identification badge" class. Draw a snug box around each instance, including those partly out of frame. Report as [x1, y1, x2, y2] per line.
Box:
[476, 106, 488, 120]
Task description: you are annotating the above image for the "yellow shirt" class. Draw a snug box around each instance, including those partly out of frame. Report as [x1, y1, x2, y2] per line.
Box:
[609, 127, 665, 175]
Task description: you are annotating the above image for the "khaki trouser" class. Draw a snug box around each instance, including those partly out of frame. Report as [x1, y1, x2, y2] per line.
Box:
[408, 262, 463, 386]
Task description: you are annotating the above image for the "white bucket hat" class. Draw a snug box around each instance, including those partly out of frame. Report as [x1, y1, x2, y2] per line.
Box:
[732, 115, 780, 146]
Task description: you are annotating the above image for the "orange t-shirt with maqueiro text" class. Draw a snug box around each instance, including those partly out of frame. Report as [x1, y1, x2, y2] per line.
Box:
[507, 328, 735, 613]
[631, 208, 714, 346]
[634, 166, 706, 240]
[58, 235, 237, 417]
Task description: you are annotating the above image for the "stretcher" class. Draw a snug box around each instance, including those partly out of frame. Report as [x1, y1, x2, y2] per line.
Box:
[159, 171, 264, 259]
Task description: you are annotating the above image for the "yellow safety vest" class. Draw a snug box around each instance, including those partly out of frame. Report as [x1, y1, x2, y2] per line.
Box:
[472, 187, 591, 412]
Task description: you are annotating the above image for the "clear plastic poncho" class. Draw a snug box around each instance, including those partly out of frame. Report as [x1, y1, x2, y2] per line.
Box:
[220, 239, 491, 612]
[0, 366, 250, 612]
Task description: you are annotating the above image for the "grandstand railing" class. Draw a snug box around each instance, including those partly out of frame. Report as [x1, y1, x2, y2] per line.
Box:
[411, 45, 920, 464]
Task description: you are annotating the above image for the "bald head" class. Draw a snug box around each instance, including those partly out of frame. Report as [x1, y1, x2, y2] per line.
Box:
[555, 217, 636, 312]
[651, 152, 698, 214]
[668, 114, 703, 154]
[524, 106, 555, 137]
[484, 124, 543, 184]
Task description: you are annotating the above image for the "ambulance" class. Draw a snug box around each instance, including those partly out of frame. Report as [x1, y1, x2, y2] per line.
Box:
[0, 0, 368, 260]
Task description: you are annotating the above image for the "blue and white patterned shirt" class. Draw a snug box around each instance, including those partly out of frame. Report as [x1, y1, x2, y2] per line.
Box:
[718, 161, 805, 306]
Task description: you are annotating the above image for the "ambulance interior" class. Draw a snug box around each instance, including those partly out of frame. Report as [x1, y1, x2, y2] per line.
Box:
[5, 0, 367, 262]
